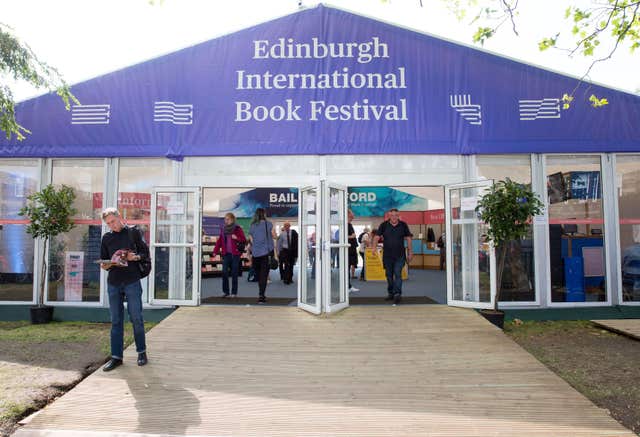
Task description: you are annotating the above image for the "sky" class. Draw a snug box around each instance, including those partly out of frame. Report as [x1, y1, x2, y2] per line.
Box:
[2, 0, 639, 102]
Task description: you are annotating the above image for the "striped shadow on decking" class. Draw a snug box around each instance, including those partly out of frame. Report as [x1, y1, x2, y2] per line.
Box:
[15, 306, 634, 437]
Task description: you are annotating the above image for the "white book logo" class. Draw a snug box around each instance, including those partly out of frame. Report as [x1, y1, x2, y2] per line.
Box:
[519, 98, 561, 121]
[154, 101, 193, 125]
[449, 94, 482, 125]
[71, 104, 110, 125]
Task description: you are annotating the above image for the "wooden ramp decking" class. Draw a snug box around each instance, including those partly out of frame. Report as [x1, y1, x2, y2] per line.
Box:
[15, 306, 634, 437]
[592, 319, 640, 341]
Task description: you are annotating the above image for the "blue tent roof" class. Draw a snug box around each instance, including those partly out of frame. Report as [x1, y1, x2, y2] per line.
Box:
[2, 4, 639, 158]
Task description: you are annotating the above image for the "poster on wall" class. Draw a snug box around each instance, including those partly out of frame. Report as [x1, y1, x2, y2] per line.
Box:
[349, 187, 427, 217]
[202, 216, 226, 236]
[64, 251, 84, 302]
[219, 188, 298, 218]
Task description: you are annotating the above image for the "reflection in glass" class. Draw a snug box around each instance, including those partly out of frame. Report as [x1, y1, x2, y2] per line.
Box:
[47, 225, 101, 302]
[49, 160, 104, 302]
[0, 225, 35, 301]
[546, 156, 606, 303]
[476, 155, 535, 302]
[617, 155, 640, 302]
[153, 246, 193, 301]
[329, 187, 346, 306]
[155, 192, 195, 244]
[300, 189, 317, 306]
[450, 187, 491, 304]
[0, 160, 39, 301]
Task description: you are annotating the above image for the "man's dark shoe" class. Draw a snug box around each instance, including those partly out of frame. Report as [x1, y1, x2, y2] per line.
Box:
[258, 296, 267, 304]
[137, 352, 148, 366]
[384, 294, 394, 301]
[103, 358, 122, 372]
[393, 293, 402, 304]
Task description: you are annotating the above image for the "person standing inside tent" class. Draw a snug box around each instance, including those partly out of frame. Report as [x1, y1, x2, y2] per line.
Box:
[249, 208, 276, 304]
[358, 227, 370, 280]
[277, 221, 298, 285]
[437, 231, 446, 271]
[212, 212, 247, 298]
[99, 207, 149, 371]
[347, 209, 359, 292]
[371, 208, 413, 304]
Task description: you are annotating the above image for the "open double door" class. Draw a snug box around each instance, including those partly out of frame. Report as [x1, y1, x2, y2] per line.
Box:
[144, 181, 496, 313]
[144, 183, 350, 314]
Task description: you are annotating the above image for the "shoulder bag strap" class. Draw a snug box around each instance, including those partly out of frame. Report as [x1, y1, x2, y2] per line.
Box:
[126, 226, 137, 252]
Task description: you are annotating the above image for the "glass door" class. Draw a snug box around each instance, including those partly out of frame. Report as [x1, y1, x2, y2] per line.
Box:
[445, 181, 496, 309]
[149, 187, 201, 306]
[298, 186, 322, 314]
[323, 182, 349, 313]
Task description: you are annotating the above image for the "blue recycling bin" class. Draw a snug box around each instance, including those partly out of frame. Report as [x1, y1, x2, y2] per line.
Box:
[564, 256, 585, 302]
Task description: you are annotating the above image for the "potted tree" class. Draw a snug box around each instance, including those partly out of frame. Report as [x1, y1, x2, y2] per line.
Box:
[19, 184, 76, 324]
[475, 178, 543, 329]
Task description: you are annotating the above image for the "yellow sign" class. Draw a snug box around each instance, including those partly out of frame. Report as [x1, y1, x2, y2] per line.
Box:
[364, 250, 408, 281]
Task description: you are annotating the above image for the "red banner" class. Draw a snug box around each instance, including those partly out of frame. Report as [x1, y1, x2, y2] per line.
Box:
[93, 192, 152, 210]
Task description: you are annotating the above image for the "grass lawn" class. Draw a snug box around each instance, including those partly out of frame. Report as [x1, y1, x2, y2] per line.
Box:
[505, 320, 640, 435]
[0, 321, 155, 437]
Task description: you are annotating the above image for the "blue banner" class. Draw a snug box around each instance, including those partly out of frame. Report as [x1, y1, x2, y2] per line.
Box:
[219, 188, 298, 218]
[2, 5, 639, 158]
[348, 187, 426, 216]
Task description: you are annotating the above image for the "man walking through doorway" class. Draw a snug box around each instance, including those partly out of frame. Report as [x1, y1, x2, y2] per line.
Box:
[277, 222, 298, 285]
[100, 208, 149, 371]
[372, 208, 413, 304]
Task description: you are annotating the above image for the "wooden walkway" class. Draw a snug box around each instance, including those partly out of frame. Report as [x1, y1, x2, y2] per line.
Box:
[15, 306, 634, 437]
[593, 319, 640, 341]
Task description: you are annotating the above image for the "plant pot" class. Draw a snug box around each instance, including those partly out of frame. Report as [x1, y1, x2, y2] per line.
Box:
[479, 309, 505, 329]
[30, 306, 54, 324]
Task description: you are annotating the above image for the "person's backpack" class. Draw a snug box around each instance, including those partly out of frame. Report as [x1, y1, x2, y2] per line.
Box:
[127, 226, 152, 278]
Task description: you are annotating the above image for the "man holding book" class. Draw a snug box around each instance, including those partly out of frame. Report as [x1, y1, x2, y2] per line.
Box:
[99, 207, 150, 371]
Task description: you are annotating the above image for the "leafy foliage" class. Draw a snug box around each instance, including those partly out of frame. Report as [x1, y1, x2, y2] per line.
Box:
[18, 184, 77, 305]
[0, 23, 78, 141]
[476, 179, 543, 247]
[440, 0, 640, 105]
[19, 184, 77, 240]
[475, 179, 543, 309]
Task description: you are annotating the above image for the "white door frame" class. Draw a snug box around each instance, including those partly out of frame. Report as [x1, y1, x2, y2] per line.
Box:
[323, 181, 350, 314]
[445, 180, 496, 309]
[298, 185, 322, 314]
[149, 186, 201, 306]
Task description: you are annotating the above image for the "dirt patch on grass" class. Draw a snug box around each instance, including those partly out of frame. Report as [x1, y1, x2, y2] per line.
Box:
[0, 321, 153, 437]
[505, 320, 640, 435]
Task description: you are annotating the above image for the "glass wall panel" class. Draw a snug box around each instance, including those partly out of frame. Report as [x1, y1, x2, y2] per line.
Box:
[48, 160, 104, 302]
[616, 155, 640, 302]
[0, 160, 39, 301]
[476, 155, 535, 302]
[118, 159, 174, 301]
[546, 155, 606, 303]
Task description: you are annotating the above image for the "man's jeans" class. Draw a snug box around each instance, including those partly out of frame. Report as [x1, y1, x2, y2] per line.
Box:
[107, 280, 146, 359]
[383, 256, 406, 295]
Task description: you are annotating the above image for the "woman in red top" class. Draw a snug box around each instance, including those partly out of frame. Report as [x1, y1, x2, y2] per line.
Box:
[213, 213, 247, 297]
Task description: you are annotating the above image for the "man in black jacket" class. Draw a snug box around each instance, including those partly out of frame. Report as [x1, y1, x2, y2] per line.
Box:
[277, 222, 298, 284]
[100, 208, 150, 371]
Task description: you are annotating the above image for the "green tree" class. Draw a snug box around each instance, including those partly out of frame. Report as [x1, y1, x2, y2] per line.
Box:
[19, 184, 77, 307]
[1, 23, 78, 141]
[475, 179, 543, 311]
[440, 0, 639, 103]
